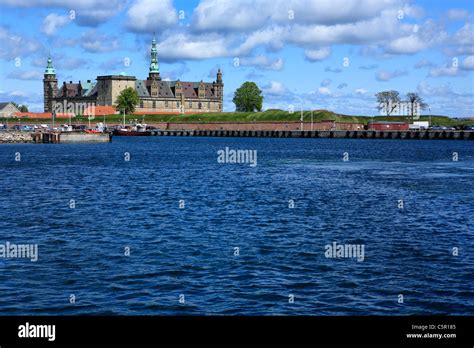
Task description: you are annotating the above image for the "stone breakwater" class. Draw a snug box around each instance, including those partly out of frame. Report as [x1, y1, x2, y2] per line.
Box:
[0, 132, 32, 143]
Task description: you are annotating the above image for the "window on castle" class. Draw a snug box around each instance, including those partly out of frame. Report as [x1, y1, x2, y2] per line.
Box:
[165, 101, 168, 108]
[189, 102, 192, 108]
[177, 101, 181, 107]
[208, 102, 210, 109]
[152, 101, 156, 109]
[198, 102, 202, 109]
[140, 101, 144, 108]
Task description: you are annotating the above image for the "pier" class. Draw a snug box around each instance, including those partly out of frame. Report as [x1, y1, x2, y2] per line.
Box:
[31, 132, 111, 144]
[146, 129, 474, 140]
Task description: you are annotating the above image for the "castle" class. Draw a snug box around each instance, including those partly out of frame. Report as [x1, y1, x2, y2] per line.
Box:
[43, 37, 223, 114]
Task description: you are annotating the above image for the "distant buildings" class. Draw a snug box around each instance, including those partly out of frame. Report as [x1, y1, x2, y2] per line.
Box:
[0, 102, 20, 118]
[43, 37, 224, 115]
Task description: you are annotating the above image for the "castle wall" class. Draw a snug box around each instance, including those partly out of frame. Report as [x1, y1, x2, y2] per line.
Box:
[136, 98, 222, 113]
[96, 76, 136, 106]
[45, 77, 223, 114]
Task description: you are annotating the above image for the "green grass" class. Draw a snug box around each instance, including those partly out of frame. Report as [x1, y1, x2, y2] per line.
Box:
[2, 109, 473, 126]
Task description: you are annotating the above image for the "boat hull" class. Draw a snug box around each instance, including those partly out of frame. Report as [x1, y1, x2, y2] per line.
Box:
[113, 130, 152, 136]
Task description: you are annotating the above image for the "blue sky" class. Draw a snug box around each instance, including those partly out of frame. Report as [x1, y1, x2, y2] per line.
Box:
[0, 0, 473, 116]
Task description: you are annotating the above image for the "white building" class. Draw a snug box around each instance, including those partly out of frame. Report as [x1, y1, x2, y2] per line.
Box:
[0, 102, 20, 118]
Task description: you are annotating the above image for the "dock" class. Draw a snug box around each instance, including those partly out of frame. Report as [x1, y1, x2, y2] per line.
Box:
[145, 129, 474, 140]
[31, 132, 111, 143]
[22, 129, 474, 143]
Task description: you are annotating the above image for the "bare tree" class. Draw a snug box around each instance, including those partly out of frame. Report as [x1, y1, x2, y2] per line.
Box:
[406, 92, 428, 121]
[376, 90, 401, 116]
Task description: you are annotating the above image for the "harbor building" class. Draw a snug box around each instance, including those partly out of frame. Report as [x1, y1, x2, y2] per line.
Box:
[0, 102, 20, 118]
[43, 37, 224, 114]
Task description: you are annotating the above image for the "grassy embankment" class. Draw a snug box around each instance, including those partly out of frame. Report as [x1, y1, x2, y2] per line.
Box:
[2, 109, 473, 126]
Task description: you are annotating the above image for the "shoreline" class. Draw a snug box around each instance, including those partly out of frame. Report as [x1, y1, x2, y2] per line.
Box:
[1, 129, 473, 144]
[0, 131, 33, 143]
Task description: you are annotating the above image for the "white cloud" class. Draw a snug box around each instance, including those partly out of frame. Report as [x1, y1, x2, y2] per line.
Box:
[7, 70, 43, 80]
[0, 27, 42, 60]
[375, 70, 407, 81]
[429, 65, 460, 77]
[416, 81, 469, 101]
[156, 33, 229, 61]
[446, 9, 470, 21]
[80, 30, 119, 52]
[386, 35, 428, 54]
[317, 87, 332, 95]
[288, 15, 400, 47]
[9, 90, 32, 98]
[126, 0, 178, 32]
[451, 23, 474, 54]
[31, 55, 91, 70]
[1, 0, 125, 26]
[354, 88, 367, 95]
[234, 26, 285, 56]
[453, 23, 474, 45]
[414, 59, 434, 69]
[99, 57, 133, 71]
[41, 13, 70, 35]
[386, 20, 448, 55]
[192, 0, 404, 31]
[187, 0, 430, 60]
[461, 55, 474, 70]
[304, 47, 331, 61]
[192, 0, 268, 32]
[263, 81, 286, 95]
[239, 55, 284, 70]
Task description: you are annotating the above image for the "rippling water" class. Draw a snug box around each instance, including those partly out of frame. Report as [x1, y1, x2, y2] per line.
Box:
[0, 137, 473, 315]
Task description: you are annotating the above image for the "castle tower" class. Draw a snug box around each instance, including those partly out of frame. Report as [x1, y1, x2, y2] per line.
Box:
[198, 80, 206, 98]
[215, 68, 223, 111]
[43, 56, 58, 112]
[148, 35, 161, 99]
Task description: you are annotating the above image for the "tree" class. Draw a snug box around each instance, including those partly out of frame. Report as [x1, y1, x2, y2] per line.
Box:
[375, 90, 401, 116]
[11, 102, 28, 112]
[233, 82, 263, 112]
[115, 87, 140, 114]
[406, 92, 428, 121]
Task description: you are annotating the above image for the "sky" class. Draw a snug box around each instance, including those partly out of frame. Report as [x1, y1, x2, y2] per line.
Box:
[0, 0, 473, 116]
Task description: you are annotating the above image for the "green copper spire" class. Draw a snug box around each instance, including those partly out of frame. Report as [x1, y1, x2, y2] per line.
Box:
[149, 35, 159, 73]
[44, 55, 55, 75]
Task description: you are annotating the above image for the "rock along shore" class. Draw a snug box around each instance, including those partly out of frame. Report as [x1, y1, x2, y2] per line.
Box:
[0, 131, 32, 143]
